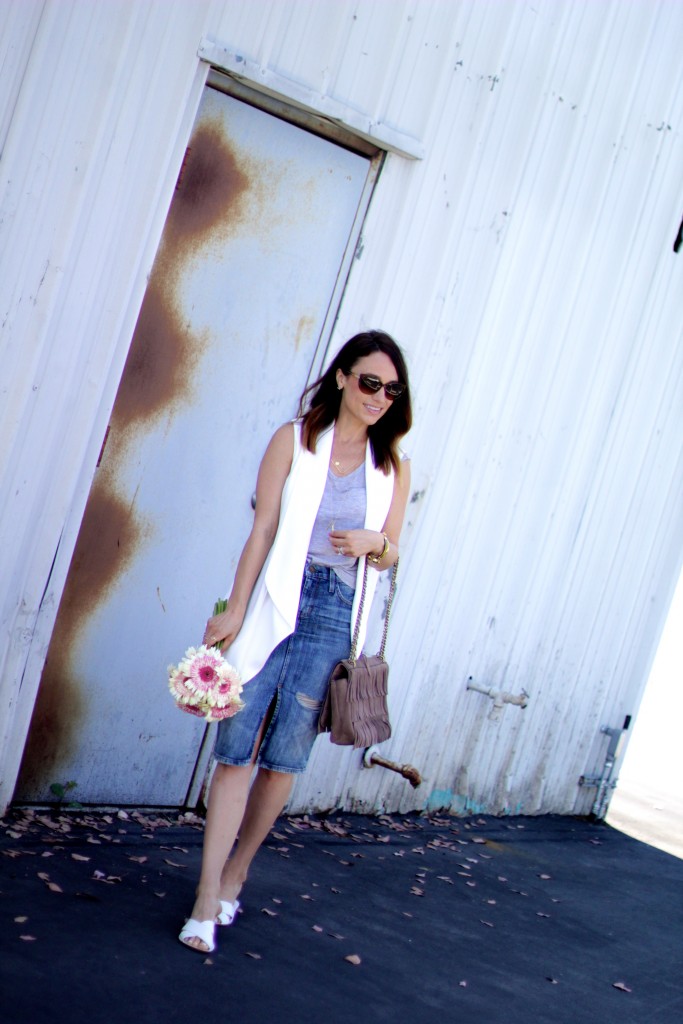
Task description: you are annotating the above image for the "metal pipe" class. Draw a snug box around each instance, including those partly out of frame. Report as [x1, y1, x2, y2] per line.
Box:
[579, 717, 631, 819]
[362, 746, 423, 788]
[466, 677, 529, 720]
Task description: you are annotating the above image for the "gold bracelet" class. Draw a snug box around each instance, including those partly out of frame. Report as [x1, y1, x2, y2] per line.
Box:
[367, 532, 389, 564]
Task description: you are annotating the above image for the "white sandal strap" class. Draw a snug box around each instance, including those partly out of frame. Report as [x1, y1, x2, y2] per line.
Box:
[179, 917, 215, 952]
[216, 898, 240, 926]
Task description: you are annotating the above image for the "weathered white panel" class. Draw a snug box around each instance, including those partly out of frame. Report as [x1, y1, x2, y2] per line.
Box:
[0, 0, 213, 807]
[0, 0, 44, 155]
[207, 0, 451, 150]
[290, 0, 683, 815]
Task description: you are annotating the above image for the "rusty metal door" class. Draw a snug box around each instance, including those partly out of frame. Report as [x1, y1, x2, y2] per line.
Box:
[17, 85, 374, 806]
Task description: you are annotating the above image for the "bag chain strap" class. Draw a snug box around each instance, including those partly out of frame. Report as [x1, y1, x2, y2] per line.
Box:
[348, 557, 399, 665]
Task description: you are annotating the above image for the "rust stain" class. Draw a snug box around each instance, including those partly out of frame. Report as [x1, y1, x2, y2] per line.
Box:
[111, 276, 196, 430]
[20, 109, 251, 796]
[293, 314, 316, 353]
[164, 118, 249, 252]
[114, 119, 249, 431]
[18, 485, 148, 790]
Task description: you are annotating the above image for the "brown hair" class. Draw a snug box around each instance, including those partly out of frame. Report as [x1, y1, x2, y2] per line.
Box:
[298, 330, 412, 475]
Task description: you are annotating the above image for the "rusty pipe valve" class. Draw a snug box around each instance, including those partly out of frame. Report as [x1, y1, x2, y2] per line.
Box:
[362, 746, 423, 788]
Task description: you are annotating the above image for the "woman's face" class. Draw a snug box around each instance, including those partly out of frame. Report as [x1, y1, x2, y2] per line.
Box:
[336, 351, 400, 426]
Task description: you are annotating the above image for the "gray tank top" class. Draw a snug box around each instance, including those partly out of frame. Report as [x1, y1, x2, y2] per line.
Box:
[307, 463, 366, 588]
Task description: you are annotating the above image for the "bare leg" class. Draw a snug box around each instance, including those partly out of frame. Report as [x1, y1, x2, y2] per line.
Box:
[219, 767, 295, 902]
[182, 761, 253, 950]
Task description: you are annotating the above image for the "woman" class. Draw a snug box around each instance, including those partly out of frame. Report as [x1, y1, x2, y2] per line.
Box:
[179, 329, 412, 952]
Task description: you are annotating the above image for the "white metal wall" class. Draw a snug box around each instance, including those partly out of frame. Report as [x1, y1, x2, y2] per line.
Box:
[1, 0, 681, 816]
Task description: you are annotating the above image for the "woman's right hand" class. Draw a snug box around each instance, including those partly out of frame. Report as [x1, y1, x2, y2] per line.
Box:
[203, 606, 245, 652]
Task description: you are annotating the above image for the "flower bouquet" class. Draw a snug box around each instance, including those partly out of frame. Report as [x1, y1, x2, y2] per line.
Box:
[168, 599, 244, 722]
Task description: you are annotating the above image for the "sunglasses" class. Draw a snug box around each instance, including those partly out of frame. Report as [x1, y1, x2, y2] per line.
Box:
[346, 371, 406, 400]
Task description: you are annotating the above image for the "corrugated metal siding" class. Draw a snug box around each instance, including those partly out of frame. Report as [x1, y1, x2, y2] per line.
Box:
[1, 0, 681, 816]
[0, 0, 44, 156]
[290, 0, 683, 814]
[0, 0, 213, 802]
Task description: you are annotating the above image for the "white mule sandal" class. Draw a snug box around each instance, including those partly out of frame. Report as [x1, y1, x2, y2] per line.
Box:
[217, 899, 240, 926]
[178, 917, 216, 953]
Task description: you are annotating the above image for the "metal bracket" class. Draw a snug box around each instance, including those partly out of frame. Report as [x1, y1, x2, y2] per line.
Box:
[579, 717, 632, 819]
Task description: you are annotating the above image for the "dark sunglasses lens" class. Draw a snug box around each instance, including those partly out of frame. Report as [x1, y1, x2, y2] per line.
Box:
[355, 373, 406, 399]
[358, 375, 383, 394]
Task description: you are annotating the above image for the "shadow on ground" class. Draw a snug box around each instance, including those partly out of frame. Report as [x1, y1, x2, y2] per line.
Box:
[1, 808, 681, 1024]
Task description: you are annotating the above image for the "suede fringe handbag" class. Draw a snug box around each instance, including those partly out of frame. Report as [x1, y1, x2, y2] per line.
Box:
[318, 558, 398, 749]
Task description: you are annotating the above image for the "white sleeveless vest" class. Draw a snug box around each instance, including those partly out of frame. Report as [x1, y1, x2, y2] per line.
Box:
[225, 422, 395, 685]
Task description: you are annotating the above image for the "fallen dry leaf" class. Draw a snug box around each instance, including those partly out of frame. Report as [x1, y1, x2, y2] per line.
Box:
[345, 954, 362, 966]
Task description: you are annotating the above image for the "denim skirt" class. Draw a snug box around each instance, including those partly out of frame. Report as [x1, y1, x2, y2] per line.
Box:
[213, 563, 354, 774]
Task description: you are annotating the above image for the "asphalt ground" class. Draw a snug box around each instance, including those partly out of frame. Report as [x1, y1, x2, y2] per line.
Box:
[1, 807, 681, 1024]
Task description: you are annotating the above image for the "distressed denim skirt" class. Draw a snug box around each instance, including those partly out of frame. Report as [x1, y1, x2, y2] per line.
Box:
[213, 562, 354, 774]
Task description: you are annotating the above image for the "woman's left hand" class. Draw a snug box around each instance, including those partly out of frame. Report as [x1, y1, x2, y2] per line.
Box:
[329, 528, 385, 560]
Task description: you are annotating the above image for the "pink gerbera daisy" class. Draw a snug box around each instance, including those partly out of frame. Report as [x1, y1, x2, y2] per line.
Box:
[178, 703, 207, 718]
[187, 651, 223, 693]
[169, 673, 195, 702]
[207, 704, 242, 721]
